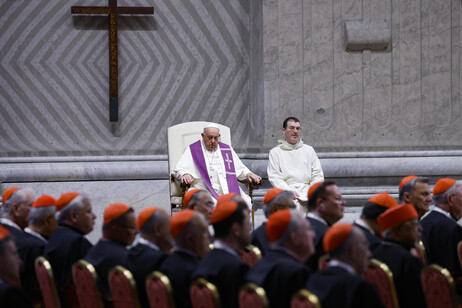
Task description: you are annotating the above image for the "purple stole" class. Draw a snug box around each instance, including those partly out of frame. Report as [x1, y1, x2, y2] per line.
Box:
[189, 140, 241, 199]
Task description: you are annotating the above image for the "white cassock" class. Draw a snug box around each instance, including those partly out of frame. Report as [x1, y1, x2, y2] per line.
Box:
[267, 139, 324, 205]
[173, 139, 253, 206]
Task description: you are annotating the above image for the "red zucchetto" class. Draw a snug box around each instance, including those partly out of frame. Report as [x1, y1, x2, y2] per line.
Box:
[323, 224, 353, 253]
[433, 178, 457, 195]
[170, 210, 195, 238]
[266, 209, 292, 243]
[377, 203, 418, 232]
[104, 203, 131, 224]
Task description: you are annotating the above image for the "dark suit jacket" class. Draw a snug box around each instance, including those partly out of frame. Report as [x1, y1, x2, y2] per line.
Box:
[84, 239, 130, 299]
[0, 281, 33, 308]
[192, 248, 249, 308]
[159, 249, 200, 308]
[128, 242, 168, 308]
[353, 221, 382, 251]
[421, 210, 462, 272]
[43, 225, 93, 287]
[16, 232, 46, 301]
[373, 240, 427, 308]
[305, 216, 328, 271]
[246, 249, 310, 308]
[251, 222, 270, 256]
[306, 266, 385, 308]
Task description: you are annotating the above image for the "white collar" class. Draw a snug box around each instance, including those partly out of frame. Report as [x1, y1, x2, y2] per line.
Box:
[25, 227, 47, 243]
[138, 237, 160, 251]
[0, 218, 22, 231]
[307, 212, 328, 226]
[354, 219, 374, 235]
[213, 239, 240, 258]
[328, 259, 357, 275]
[433, 207, 452, 219]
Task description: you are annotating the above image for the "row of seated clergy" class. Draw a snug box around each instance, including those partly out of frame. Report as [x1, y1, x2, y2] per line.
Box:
[1, 179, 459, 308]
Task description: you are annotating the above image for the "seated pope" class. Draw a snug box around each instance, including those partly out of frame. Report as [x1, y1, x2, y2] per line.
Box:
[173, 123, 261, 206]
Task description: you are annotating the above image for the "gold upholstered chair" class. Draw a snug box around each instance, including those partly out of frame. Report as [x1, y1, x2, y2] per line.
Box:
[35, 256, 61, 308]
[362, 259, 399, 308]
[239, 282, 268, 308]
[108, 265, 141, 308]
[421, 264, 458, 308]
[290, 289, 321, 308]
[190, 277, 220, 308]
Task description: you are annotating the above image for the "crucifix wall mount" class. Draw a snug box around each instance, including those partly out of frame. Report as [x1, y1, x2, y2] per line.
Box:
[71, 0, 154, 125]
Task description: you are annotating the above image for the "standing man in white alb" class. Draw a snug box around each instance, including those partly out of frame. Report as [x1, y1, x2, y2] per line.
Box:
[267, 117, 324, 211]
[173, 123, 261, 206]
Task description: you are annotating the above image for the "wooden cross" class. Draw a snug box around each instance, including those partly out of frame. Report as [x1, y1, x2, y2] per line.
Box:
[71, 0, 154, 123]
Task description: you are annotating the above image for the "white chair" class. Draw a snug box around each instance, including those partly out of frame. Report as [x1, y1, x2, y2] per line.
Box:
[167, 122, 256, 227]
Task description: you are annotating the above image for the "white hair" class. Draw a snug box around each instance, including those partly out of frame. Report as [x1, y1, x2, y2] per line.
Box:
[29, 206, 56, 226]
[2, 188, 34, 215]
[56, 194, 87, 223]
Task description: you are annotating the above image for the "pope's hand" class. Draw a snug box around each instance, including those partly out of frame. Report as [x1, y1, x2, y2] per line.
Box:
[246, 173, 262, 184]
[181, 174, 193, 185]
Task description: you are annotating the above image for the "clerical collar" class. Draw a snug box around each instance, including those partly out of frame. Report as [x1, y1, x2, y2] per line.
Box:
[328, 259, 357, 275]
[433, 206, 452, 219]
[354, 219, 374, 235]
[25, 227, 47, 243]
[213, 239, 240, 258]
[278, 139, 304, 150]
[0, 218, 22, 231]
[307, 212, 328, 226]
[138, 237, 160, 251]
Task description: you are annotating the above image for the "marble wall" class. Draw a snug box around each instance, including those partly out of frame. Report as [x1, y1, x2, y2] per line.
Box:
[259, 0, 462, 152]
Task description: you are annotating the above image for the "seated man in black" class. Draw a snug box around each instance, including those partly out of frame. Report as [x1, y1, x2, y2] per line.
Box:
[251, 188, 295, 256]
[307, 224, 385, 308]
[374, 203, 427, 308]
[192, 199, 251, 308]
[0, 225, 33, 307]
[0, 187, 35, 237]
[20, 195, 58, 302]
[84, 202, 137, 300]
[247, 209, 313, 307]
[128, 207, 172, 307]
[353, 192, 398, 250]
[44, 192, 95, 306]
[305, 181, 345, 271]
[160, 210, 210, 308]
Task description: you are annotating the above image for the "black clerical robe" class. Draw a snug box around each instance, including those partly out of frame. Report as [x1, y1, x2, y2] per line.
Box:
[192, 248, 249, 308]
[0, 222, 25, 242]
[128, 242, 168, 308]
[251, 222, 271, 256]
[421, 210, 462, 273]
[306, 266, 385, 308]
[373, 240, 427, 308]
[305, 216, 328, 271]
[246, 249, 310, 308]
[0, 281, 33, 308]
[16, 232, 46, 301]
[84, 239, 130, 299]
[43, 225, 93, 288]
[159, 249, 200, 308]
[353, 221, 382, 251]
